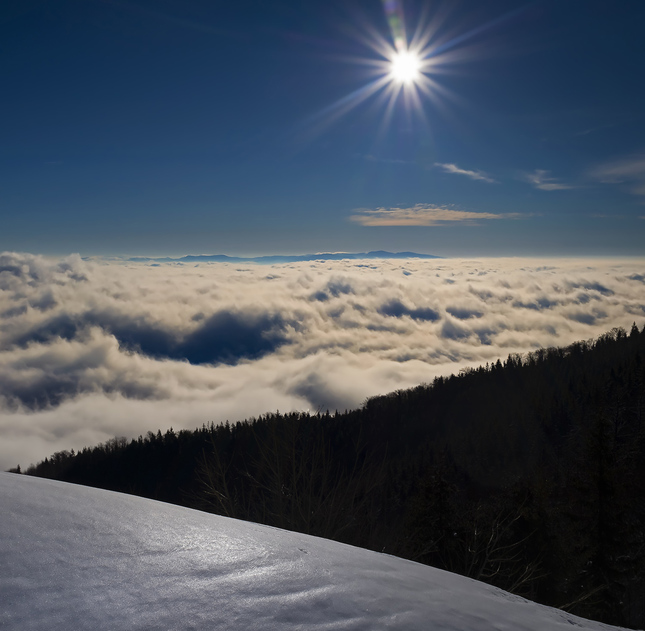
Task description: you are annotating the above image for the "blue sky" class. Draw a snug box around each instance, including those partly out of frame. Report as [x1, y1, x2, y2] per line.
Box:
[2, 0, 645, 257]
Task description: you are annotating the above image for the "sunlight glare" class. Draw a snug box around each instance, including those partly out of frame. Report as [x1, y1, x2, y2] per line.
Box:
[389, 50, 421, 84]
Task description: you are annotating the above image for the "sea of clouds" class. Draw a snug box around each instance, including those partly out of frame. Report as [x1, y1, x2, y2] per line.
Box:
[1, 251, 645, 470]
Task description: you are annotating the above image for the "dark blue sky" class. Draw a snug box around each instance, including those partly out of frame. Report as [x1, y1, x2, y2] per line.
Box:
[2, 0, 645, 257]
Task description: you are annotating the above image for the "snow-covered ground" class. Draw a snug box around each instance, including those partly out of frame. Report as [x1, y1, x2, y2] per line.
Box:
[0, 473, 625, 630]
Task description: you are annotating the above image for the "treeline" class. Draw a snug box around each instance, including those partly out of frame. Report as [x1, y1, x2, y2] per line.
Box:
[23, 324, 645, 628]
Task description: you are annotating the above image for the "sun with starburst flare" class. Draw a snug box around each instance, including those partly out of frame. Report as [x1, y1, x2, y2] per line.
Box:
[389, 49, 421, 84]
[295, 0, 459, 142]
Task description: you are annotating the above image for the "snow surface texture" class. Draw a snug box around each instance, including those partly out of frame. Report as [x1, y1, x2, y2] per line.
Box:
[0, 473, 625, 630]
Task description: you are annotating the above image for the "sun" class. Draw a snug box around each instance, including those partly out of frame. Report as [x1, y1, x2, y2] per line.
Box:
[295, 0, 466, 141]
[389, 49, 421, 85]
[295, 0, 515, 144]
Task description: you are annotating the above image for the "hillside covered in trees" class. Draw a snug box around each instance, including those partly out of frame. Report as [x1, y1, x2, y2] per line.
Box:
[21, 324, 645, 628]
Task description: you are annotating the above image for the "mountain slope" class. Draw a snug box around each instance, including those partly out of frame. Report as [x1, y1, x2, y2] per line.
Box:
[0, 473, 625, 631]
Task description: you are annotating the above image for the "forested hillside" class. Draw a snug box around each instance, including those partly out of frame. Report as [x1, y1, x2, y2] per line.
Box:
[22, 324, 645, 628]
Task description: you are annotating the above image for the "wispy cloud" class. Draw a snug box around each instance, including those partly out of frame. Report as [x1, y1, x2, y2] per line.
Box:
[574, 122, 618, 137]
[435, 163, 496, 183]
[523, 169, 573, 191]
[350, 204, 518, 227]
[591, 155, 645, 196]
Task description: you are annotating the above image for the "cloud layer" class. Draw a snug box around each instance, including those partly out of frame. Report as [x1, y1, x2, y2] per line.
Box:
[1, 252, 645, 469]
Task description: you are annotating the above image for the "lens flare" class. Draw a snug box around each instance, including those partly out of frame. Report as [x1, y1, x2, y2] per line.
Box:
[294, 0, 520, 144]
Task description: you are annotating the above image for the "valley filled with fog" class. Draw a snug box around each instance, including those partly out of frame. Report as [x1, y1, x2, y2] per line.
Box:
[1, 252, 644, 470]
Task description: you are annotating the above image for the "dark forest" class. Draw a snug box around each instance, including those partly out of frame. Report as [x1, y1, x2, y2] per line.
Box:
[19, 324, 645, 628]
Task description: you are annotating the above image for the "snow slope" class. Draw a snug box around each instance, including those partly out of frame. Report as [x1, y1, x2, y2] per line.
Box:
[0, 473, 625, 631]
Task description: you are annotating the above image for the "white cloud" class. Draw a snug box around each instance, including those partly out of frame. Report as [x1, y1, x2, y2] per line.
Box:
[349, 204, 518, 226]
[523, 169, 573, 191]
[435, 163, 496, 183]
[1, 252, 645, 470]
[591, 155, 645, 196]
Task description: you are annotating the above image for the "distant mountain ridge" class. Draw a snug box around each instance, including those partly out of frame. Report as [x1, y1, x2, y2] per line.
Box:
[128, 251, 441, 264]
